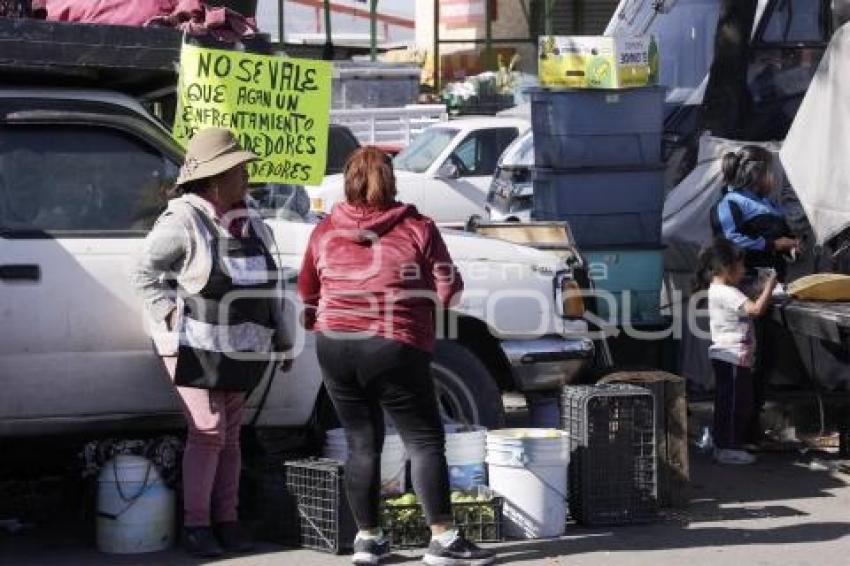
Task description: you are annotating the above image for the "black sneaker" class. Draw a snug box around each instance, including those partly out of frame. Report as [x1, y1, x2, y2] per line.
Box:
[183, 526, 224, 558]
[423, 532, 495, 566]
[352, 533, 391, 565]
[214, 521, 254, 553]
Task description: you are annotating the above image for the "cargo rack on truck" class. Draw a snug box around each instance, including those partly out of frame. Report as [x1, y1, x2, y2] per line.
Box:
[0, 17, 183, 97]
[0, 17, 280, 99]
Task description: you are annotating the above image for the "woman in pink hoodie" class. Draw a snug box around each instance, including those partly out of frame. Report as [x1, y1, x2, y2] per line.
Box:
[298, 148, 494, 566]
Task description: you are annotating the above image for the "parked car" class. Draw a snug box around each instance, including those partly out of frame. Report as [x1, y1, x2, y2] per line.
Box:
[485, 129, 534, 222]
[0, 85, 592, 441]
[308, 117, 530, 224]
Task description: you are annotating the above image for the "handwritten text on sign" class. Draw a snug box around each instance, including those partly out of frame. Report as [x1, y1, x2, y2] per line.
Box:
[173, 44, 332, 186]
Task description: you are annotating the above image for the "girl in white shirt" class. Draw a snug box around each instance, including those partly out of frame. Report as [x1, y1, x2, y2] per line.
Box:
[696, 239, 776, 465]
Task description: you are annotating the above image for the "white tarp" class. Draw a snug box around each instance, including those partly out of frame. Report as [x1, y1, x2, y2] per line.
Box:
[780, 22, 850, 245]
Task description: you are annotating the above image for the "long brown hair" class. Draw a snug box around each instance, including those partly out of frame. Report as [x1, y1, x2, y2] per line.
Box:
[343, 147, 397, 208]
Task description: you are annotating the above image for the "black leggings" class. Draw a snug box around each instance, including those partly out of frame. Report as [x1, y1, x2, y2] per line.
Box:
[316, 333, 452, 529]
[712, 360, 754, 450]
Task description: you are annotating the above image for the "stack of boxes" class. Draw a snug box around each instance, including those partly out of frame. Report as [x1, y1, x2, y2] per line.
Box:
[529, 66, 666, 324]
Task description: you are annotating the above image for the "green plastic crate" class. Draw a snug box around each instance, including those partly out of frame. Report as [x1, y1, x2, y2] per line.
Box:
[381, 488, 504, 549]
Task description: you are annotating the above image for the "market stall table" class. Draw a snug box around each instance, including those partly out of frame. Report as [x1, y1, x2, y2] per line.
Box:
[771, 299, 850, 347]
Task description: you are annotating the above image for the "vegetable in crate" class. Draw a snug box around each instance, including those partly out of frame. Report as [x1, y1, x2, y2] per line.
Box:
[450, 491, 477, 503]
[382, 493, 422, 528]
[386, 493, 417, 506]
[451, 490, 493, 503]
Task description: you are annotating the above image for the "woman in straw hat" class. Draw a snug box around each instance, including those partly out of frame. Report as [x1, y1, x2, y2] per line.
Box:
[132, 127, 292, 557]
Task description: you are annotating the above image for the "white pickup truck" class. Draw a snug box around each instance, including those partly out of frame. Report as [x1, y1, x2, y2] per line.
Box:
[308, 117, 530, 224]
[0, 86, 593, 439]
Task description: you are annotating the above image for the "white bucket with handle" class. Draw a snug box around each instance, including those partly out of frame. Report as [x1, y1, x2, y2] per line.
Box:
[96, 454, 175, 554]
[324, 428, 407, 496]
[486, 429, 570, 539]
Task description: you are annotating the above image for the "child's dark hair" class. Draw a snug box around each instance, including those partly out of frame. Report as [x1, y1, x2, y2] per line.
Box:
[721, 145, 773, 190]
[693, 238, 745, 291]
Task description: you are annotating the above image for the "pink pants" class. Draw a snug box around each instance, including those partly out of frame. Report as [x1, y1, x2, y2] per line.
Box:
[163, 357, 246, 527]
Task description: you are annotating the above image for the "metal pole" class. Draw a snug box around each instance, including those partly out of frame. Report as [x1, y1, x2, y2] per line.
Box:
[545, 0, 555, 36]
[484, 0, 493, 70]
[278, 0, 285, 47]
[433, 0, 440, 92]
[323, 0, 333, 59]
[370, 0, 378, 62]
[573, 0, 583, 34]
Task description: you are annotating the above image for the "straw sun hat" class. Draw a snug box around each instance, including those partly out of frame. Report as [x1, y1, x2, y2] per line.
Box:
[176, 128, 259, 186]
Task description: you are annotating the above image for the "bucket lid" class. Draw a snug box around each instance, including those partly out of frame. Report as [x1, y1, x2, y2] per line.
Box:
[444, 424, 486, 434]
[486, 428, 568, 441]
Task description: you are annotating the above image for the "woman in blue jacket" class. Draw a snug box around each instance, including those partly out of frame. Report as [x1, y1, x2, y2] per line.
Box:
[710, 145, 800, 281]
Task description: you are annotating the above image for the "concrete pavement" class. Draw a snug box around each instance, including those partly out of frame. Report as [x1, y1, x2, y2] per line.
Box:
[2, 449, 849, 565]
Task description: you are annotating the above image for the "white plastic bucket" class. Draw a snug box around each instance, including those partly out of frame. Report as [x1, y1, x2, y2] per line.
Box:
[486, 429, 569, 539]
[445, 425, 487, 491]
[96, 455, 175, 554]
[324, 428, 407, 496]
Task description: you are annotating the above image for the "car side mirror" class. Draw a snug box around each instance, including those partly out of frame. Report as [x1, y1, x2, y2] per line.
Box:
[437, 161, 460, 179]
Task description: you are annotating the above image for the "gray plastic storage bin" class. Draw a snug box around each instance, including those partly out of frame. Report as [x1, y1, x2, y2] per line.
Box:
[530, 87, 664, 169]
[532, 167, 664, 248]
[332, 62, 421, 109]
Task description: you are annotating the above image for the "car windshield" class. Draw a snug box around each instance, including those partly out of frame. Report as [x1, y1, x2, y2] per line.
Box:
[499, 130, 534, 167]
[394, 127, 458, 173]
[248, 184, 316, 222]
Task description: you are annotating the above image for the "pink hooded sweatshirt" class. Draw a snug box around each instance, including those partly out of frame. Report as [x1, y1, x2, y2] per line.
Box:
[298, 202, 463, 352]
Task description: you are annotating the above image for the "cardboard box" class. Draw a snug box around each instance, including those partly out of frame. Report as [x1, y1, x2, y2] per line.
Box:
[538, 35, 659, 89]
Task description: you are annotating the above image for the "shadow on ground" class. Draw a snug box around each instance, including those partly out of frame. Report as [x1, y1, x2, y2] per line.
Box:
[496, 521, 850, 563]
[495, 448, 850, 563]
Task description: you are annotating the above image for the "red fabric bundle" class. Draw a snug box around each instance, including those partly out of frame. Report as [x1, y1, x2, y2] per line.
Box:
[44, 0, 257, 42]
[45, 0, 178, 26]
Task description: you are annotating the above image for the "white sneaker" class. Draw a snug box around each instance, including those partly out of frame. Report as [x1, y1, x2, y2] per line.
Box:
[352, 533, 391, 565]
[714, 448, 757, 465]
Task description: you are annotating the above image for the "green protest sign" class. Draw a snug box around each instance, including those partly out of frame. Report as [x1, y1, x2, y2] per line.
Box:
[173, 44, 332, 186]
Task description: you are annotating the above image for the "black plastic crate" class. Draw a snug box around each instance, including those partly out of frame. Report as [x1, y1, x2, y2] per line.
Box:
[0, 1, 30, 17]
[561, 384, 658, 526]
[598, 371, 689, 507]
[284, 458, 357, 554]
[381, 488, 504, 549]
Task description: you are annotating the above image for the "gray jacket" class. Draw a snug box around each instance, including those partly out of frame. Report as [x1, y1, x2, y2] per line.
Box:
[131, 194, 292, 356]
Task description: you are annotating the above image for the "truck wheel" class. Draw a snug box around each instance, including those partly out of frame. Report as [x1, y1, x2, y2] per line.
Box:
[431, 341, 506, 429]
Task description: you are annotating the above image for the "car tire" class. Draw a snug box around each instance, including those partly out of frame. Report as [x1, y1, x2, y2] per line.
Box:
[431, 340, 506, 429]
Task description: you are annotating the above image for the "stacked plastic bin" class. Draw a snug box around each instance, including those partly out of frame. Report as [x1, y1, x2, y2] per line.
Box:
[529, 86, 666, 324]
